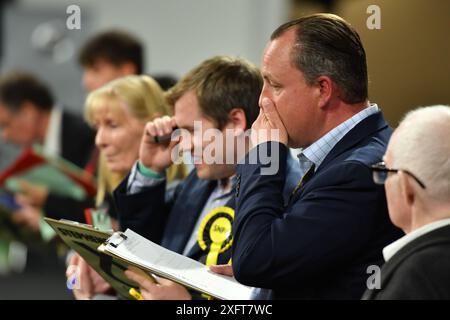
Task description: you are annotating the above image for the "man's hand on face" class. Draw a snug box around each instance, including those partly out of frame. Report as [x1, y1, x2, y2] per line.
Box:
[251, 98, 288, 148]
[139, 116, 181, 173]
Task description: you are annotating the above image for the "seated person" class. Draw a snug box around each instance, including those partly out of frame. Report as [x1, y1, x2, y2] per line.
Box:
[65, 74, 186, 299]
[0, 72, 95, 230]
[363, 105, 450, 299]
[83, 75, 186, 223]
[228, 13, 403, 299]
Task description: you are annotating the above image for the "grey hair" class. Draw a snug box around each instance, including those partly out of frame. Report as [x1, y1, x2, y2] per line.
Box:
[391, 105, 450, 202]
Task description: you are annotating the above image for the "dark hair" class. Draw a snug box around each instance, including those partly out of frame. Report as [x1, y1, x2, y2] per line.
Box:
[166, 56, 262, 129]
[0, 72, 54, 112]
[79, 30, 144, 74]
[153, 74, 178, 91]
[271, 13, 368, 104]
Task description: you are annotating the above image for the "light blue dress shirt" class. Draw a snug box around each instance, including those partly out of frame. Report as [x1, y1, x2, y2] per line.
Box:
[297, 104, 380, 176]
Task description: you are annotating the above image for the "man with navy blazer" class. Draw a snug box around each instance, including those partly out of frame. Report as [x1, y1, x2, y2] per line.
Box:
[227, 14, 403, 299]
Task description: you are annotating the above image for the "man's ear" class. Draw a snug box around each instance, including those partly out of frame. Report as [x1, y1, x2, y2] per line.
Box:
[315, 76, 333, 109]
[227, 108, 247, 136]
[119, 62, 138, 76]
[399, 171, 416, 207]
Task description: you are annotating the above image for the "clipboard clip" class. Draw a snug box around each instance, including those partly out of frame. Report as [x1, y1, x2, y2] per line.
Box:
[105, 231, 128, 248]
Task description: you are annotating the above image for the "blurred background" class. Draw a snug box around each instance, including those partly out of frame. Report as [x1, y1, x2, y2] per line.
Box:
[0, 0, 448, 299]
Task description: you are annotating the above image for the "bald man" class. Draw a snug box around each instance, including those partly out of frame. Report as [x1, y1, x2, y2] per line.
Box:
[363, 105, 450, 299]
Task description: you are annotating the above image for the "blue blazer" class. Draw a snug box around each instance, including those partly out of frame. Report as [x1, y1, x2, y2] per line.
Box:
[113, 155, 301, 265]
[362, 224, 450, 300]
[232, 112, 404, 299]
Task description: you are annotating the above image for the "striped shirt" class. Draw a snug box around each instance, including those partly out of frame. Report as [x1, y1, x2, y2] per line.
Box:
[298, 104, 380, 176]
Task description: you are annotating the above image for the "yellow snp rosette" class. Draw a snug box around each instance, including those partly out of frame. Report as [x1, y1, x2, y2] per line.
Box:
[197, 206, 234, 266]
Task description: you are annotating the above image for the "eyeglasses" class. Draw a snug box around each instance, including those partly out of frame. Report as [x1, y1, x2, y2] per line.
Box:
[371, 162, 426, 189]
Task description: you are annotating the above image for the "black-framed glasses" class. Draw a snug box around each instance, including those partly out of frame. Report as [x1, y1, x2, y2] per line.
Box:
[371, 162, 426, 189]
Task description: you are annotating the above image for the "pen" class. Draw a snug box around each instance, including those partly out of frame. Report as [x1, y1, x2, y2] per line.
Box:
[129, 287, 144, 300]
[146, 126, 179, 143]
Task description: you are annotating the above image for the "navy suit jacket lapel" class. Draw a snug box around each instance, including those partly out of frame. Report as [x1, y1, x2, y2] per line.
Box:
[317, 112, 390, 172]
[289, 112, 389, 204]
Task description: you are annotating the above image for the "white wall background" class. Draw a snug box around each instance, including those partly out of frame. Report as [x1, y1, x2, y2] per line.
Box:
[18, 0, 289, 76]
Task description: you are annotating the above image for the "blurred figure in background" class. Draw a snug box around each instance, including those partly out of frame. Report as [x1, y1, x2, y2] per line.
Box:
[6, 30, 147, 227]
[364, 105, 450, 299]
[0, 72, 94, 165]
[0, 72, 95, 297]
[79, 30, 144, 92]
[0, 72, 95, 231]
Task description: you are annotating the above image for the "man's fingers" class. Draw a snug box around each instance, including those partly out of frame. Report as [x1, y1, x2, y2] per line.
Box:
[153, 118, 166, 136]
[260, 98, 282, 127]
[153, 276, 174, 286]
[161, 116, 173, 135]
[145, 122, 158, 139]
[209, 264, 234, 277]
[66, 255, 81, 277]
[71, 254, 81, 265]
[153, 116, 175, 139]
[144, 117, 176, 142]
[170, 117, 177, 129]
[125, 269, 157, 291]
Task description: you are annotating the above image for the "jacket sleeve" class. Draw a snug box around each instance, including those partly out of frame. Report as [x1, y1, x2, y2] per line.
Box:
[44, 194, 94, 223]
[113, 174, 182, 244]
[232, 142, 386, 289]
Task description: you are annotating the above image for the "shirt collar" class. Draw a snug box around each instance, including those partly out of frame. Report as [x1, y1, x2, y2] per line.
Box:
[383, 218, 450, 262]
[212, 175, 235, 200]
[298, 104, 380, 170]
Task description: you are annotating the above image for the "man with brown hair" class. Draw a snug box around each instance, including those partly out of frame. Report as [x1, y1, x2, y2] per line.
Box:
[225, 14, 403, 299]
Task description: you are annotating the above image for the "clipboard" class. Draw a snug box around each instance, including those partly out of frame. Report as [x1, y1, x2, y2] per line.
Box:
[44, 217, 153, 299]
[101, 229, 254, 300]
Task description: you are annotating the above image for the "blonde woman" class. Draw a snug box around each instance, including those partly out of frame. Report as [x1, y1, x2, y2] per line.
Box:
[68, 75, 186, 299]
[84, 75, 185, 220]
